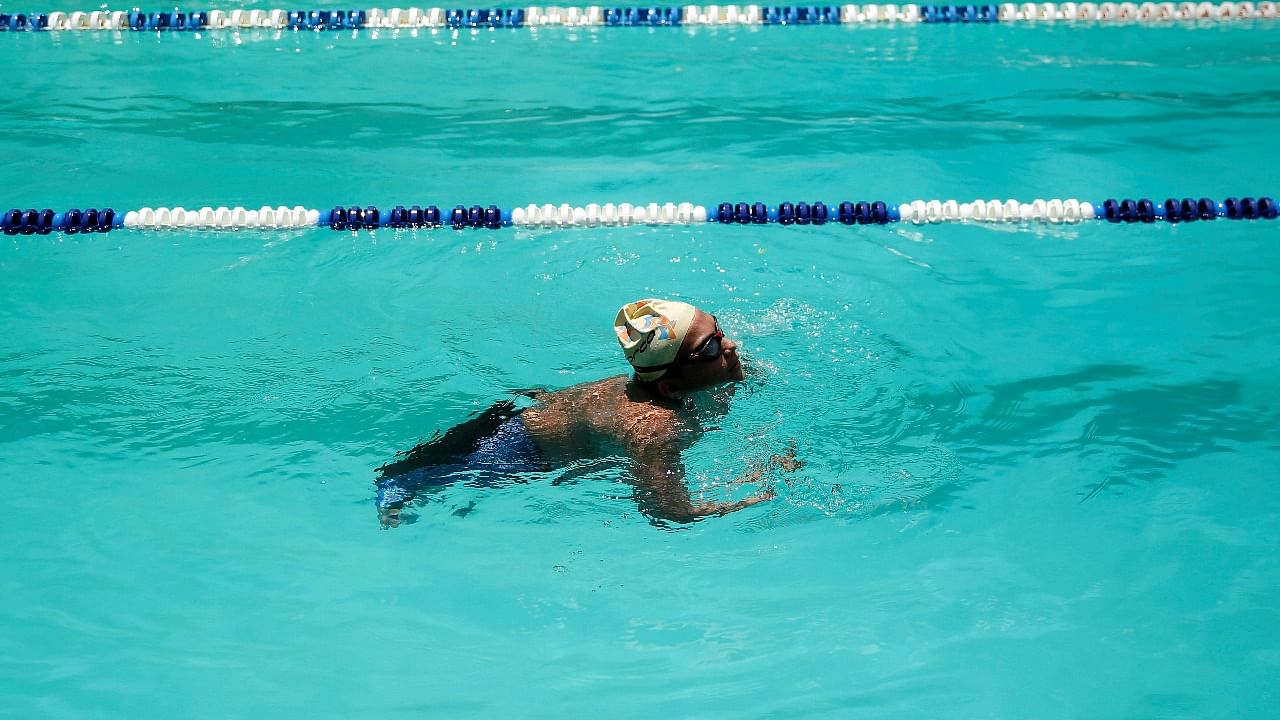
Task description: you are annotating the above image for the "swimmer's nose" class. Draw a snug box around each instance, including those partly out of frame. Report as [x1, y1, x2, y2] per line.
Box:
[723, 337, 739, 356]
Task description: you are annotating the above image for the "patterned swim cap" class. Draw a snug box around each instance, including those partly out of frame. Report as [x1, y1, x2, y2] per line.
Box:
[614, 298, 698, 381]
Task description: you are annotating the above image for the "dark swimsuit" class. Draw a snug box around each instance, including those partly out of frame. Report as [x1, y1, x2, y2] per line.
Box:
[375, 400, 546, 511]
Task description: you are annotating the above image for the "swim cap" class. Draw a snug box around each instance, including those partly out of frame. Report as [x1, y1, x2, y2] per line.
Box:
[614, 298, 698, 381]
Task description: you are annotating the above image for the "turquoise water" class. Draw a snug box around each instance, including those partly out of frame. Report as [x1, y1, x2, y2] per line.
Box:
[3, 12, 1280, 718]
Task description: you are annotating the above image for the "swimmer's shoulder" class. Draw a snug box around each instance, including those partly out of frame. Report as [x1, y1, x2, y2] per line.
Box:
[529, 374, 674, 424]
[522, 375, 626, 425]
[528, 374, 629, 406]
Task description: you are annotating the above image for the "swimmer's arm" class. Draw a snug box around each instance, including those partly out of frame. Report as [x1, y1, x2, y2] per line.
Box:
[627, 439, 773, 523]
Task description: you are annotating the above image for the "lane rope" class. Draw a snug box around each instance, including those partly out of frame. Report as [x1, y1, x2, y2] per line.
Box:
[2, 3, 1278, 32]
[3, 197, 1276, 234]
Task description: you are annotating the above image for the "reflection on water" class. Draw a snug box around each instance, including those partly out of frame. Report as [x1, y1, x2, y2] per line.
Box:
[919, 366, 1278, 501]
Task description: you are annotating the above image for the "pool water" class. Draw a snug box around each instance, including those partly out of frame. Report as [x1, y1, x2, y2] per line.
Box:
[3, 10, 1279, 718]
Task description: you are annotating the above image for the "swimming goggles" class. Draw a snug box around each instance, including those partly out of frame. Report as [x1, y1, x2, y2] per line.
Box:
[684, 316, 725, 364]
[633, 316, 725, 372]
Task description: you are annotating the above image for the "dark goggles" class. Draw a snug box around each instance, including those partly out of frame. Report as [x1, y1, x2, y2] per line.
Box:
[633, 316, 725, 373]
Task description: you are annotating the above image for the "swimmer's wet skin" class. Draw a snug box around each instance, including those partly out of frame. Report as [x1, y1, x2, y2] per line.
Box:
[375, 298, 801, 527]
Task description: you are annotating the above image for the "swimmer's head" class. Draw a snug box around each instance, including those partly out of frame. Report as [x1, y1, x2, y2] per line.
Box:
[615, 299, 697, 381]
[614, 299, 745, 395]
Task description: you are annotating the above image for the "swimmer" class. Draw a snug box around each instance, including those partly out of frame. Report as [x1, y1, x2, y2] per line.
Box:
[375, 298, 801, 527]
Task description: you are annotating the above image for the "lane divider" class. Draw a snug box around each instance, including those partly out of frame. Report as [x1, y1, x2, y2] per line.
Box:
[2, 3, 1277, 32]
[3, 197, 1276, 234]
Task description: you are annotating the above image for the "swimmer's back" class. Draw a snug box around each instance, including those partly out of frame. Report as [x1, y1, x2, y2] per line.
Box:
[523, 376, 680, 457]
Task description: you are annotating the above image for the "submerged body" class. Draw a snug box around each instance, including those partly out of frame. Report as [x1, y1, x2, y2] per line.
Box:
[376, 302, 799, 526]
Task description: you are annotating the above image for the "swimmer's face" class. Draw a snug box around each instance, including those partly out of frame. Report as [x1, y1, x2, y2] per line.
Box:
[670, 309, 745, 389]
